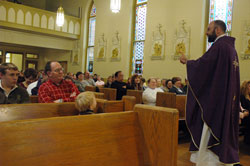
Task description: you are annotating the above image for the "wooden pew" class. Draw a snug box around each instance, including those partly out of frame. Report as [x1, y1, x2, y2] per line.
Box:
[99, 87, 117, 100]
[0, 96, 136, 122]
[126, 89, 143, 104]
[93, 92, 105, 99]
[85, 85, 96, 92]
[156, 92, 176, 108]
[175, 95, 187, 120]
[0, 104, 179, 166]
[0, 102, 79, 122]
[30, 95, 38, 103]
[156, 92, 187, 120]
[96, 96, 136, 113]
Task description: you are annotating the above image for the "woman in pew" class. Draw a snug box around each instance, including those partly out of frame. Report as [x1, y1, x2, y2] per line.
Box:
[127, 74, 142, 90]
[19, 68, 38, 89]
[240, 80, 250, 145]
[104, 76, 113, 88]
[75, 91, 96, 115]
[142, 78, 163, 106]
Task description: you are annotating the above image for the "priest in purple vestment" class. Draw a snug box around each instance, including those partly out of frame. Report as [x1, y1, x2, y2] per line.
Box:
[180, 20, 240, 166]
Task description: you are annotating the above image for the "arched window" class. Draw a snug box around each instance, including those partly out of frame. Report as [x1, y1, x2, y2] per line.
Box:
[207, 0, 234, 49]
[86, 2, 96, 73]
[131, 0, 148, 75]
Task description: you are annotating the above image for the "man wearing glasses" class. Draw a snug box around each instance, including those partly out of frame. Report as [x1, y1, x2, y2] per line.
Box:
[38, 61, 79, 103]
[0, 63, 29, 104]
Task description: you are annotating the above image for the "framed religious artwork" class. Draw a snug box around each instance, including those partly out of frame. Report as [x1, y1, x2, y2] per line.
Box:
[71, 40, 80, 65]
[151, 24, 165, 60]
[241, 21, 250, 60]
[110, 31, 121, 61]
[172, 20, 190, 60]
[96, 34, 107, 61]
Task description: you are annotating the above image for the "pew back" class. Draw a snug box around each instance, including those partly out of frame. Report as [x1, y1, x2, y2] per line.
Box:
[0, 104, 179, 166]
[0, 97, 136, 122]
[85, 85, 96, 92]
[99, 87, 117, 100]
[93, 92, 105, 99]
[126, 90, 143, 104]
[0, 102, 79, 122]
[30, 95, 38, 103]
[176, 95, 187, 120]
[156, 92, 176, 108]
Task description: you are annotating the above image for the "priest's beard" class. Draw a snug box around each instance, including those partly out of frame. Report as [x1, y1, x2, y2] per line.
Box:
[207, 30, 217, 43]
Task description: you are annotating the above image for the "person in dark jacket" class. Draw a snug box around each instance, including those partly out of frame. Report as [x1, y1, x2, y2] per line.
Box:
[0, 63, 29, 104]
[111, 71, 127, 100]
[240, 80, 250, 145]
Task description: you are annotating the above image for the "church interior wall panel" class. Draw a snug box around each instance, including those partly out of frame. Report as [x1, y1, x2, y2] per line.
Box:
[232, 0, 250, 82]
[25, 11, 32, 26]
[68, 21, 74, 34]
[33, 13, 40, 27]
[93, 0, 133, 79]
[0, 29, 75, 51]
[62, 19, 68, 32]
[48, 16, 54, 30]
[41, 15, 47, 29]
[0, 5, 7, 21]
[16, 9, 24, 25]
[7, 8, 15, 23]
[142, 0, 206, 80]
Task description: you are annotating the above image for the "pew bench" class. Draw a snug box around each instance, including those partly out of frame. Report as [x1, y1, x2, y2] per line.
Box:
[99, 87, 117, 100]
[0, 104, 179, 166]
[0, 96, 136, 122]
[156, 92, 186, 120]
[126, 89, 143, 104]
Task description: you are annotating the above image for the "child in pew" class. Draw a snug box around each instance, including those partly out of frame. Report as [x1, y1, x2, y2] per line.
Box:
[75, 91, 97, 115]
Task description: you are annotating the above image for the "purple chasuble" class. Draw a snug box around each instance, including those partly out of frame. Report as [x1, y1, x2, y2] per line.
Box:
[186, 36, 240, 164]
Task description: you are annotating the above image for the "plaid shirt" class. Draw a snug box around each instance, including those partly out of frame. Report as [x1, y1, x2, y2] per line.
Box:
[38, 79, 80, 103]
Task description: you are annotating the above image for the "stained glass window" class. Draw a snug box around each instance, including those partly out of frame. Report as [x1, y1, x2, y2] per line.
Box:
[90, 4, 96, 17]
[137, 0, 147, 4]
[207, 0, 234, 49]
[131, 0, 148, 75]
[86, 3, 96, 73]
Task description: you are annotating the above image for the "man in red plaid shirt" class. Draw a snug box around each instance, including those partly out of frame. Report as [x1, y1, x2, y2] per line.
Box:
[38, 61, 80, 103]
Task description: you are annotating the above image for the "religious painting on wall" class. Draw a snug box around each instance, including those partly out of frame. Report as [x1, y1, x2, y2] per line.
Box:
[172, 20, 190, 60]
[151, 24, 165, 60]
[241, 22, 250, 60]
[110, 31, 121, 61]
[71, 40, 80, 65]
[97, 34, 106, 61]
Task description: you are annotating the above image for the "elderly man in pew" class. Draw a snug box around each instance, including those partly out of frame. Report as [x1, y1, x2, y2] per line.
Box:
[111, 70, 127, 100]
[38, 61, 80, 103]
[0, 63, 29, 104]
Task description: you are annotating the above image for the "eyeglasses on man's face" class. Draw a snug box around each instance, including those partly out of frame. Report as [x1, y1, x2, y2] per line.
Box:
[53, 68, 64, 73]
